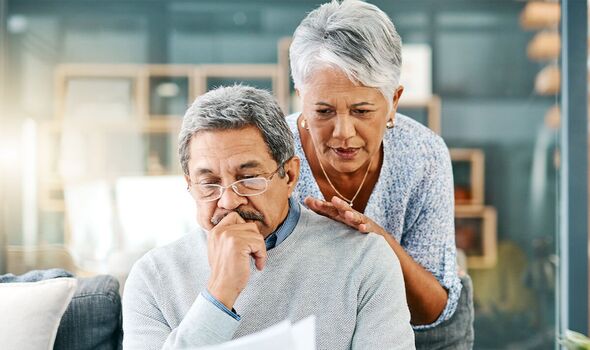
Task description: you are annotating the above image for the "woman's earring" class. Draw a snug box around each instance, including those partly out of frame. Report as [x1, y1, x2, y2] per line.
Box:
[186, 186, 190, 192]
[301, 118, 309, 130]
[386, 120, 394, 129]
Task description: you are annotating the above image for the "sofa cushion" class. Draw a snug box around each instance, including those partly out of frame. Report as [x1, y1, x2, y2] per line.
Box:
[0, 277, 78, 350]
[54, 275, 122, 350]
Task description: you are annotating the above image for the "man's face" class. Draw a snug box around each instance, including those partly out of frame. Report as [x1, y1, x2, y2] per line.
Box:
[184, 126, 299, 238]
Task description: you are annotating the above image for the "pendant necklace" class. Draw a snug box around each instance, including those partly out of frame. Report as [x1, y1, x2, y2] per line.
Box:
[315, 148, 373, 207]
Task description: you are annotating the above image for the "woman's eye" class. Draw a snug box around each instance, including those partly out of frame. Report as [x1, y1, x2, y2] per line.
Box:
[315, 109, 333, 115]
[352, 109, 371, 115]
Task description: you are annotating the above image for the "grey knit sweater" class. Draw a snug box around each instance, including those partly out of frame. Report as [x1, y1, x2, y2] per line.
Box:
[122, 205, 415, 350]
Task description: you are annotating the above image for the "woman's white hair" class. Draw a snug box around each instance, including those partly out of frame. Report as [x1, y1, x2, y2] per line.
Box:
[289, 0, 402, 108]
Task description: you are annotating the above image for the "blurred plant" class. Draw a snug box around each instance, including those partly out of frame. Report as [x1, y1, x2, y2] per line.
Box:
[560, 330, 590, 350]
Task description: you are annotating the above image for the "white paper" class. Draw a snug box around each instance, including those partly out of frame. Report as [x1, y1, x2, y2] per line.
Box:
[193, 316, 316, 350]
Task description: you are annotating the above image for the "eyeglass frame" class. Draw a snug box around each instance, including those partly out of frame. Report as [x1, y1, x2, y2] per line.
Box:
[189, 163, 286, 202]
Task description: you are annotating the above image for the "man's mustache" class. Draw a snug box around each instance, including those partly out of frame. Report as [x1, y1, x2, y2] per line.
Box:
[211, 208, 265, 226]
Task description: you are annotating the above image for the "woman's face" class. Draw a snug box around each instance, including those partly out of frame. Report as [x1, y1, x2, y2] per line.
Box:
[299, 68, 400, 174]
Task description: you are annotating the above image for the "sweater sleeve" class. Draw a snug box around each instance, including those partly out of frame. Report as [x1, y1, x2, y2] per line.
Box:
[352, 235, 415, 350]
[122, 255, 240, 349]
[402, 135, 462, 329]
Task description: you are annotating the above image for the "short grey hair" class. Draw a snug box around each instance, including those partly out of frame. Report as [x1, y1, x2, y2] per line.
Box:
[290, 0, 402, 107]
[178, 85, 294, 176]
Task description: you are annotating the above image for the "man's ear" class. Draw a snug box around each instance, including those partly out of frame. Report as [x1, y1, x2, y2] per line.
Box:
[284, 156, 301, 196]
[184, 174, 191, 189]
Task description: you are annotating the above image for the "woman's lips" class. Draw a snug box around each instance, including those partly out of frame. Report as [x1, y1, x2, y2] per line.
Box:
[331, 147, 360, 160]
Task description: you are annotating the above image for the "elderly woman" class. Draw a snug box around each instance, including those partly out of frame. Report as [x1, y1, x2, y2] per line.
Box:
[287, 0, 473, 347]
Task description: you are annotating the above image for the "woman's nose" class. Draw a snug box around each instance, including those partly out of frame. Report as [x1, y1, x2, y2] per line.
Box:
[332, 115, 356, 139]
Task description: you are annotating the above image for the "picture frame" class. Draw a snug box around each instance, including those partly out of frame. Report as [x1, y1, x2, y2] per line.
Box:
[399, 44, 433, 104]
[455, 205, 497, 269]
[55, 64, 145, 124]
[449, 148, 485, 206]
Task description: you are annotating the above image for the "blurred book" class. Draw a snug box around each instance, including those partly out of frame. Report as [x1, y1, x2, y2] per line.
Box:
[195, 316, 316, 350]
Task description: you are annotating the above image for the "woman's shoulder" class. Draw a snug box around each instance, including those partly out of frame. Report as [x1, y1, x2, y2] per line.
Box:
[384, 113, 450, 171]
[389, 113, 447, 152]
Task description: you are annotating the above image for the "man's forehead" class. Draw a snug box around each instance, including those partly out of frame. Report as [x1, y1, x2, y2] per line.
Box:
[188, 128, 275, 175]
[192, 159, 268, 176]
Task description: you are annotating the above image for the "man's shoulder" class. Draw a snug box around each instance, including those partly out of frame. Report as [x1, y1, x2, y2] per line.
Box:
[129, 229, 206, 277]
[298, 207, 394, 257]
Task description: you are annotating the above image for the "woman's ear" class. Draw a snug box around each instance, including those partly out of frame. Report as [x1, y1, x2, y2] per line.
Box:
[392, 85, 404, 111]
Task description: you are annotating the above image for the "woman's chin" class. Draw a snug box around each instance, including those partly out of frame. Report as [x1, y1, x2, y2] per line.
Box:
[327, 157, 367, 174]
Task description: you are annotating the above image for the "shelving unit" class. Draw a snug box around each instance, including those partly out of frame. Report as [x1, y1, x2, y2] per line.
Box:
[44, 38, 496, 270]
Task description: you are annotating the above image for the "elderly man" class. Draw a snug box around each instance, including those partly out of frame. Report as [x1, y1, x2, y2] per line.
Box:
[122, 85, 415, 350]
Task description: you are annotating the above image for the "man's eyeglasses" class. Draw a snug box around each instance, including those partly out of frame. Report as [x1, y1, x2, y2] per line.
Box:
[191, 165, 284, 202]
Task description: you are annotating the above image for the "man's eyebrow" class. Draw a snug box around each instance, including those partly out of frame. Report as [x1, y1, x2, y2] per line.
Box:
[191, 161, 263, 175]
[239, 160, 263, 170]
[193, 168, 214, 176]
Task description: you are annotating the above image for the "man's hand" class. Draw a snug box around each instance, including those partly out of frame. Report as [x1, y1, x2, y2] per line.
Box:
[206, 212, 267, 310]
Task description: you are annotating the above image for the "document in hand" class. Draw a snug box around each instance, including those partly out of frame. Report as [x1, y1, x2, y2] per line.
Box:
[195, 316, 316, 350]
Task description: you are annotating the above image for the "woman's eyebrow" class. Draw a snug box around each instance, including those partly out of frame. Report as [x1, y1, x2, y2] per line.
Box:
[350, 102, 374, 107]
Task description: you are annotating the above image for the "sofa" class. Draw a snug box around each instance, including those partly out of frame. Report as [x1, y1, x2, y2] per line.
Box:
[0, 270, 122, 350]
[54, 275, 123, 350]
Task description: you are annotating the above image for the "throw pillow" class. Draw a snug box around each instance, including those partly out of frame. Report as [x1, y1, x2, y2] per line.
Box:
[0, 278, 78, 350]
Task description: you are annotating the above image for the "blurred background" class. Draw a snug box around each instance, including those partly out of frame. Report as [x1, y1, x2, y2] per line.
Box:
[0, 0, 584, 348]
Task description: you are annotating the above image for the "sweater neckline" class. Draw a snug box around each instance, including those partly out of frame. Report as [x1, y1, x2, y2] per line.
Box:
[262, 204, 309, 261]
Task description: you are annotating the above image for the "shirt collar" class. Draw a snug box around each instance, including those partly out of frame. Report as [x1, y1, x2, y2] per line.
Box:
[265, 197, 300, 250]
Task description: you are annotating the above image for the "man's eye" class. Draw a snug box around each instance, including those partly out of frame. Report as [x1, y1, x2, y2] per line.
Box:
[198, 179, 219, 185]
[316, 109, 333, 115]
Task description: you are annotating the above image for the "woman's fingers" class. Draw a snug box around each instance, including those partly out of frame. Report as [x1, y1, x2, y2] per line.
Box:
[304, 197, 341, 219]
[305, 196, 375, 234]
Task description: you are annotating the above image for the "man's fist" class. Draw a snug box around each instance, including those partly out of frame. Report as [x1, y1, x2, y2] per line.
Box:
[206, 212, 267, 309]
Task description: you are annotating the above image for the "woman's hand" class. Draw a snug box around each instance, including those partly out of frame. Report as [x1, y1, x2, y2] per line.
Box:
[304, 196, 387, 236]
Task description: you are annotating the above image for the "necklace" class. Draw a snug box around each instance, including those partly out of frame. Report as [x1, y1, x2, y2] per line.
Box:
[315, 148, 373, 207]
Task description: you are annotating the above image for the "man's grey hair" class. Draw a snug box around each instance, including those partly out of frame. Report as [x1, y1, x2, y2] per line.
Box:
[178, 85, 294, 176]
[289, 0, 402, 108]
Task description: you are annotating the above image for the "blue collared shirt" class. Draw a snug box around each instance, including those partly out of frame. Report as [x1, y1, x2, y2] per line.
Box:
[201, 197, 301, 321]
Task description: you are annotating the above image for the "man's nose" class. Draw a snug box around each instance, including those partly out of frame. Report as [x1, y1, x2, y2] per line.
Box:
[216, 186, 247, 210]
[333, 114, 356, 139]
